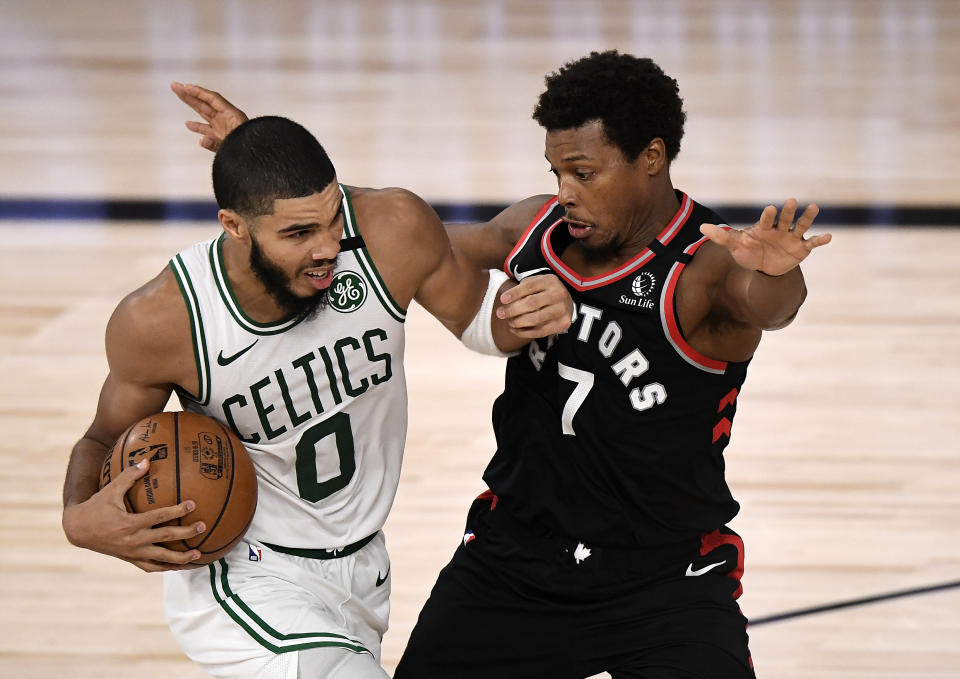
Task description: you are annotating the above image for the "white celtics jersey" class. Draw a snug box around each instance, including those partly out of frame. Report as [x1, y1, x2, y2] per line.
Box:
[168, 185, 407, 549]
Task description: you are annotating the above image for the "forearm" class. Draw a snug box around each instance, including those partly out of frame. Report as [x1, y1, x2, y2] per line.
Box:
[743, 267, 808, 330]
[63, 437, 109, 509]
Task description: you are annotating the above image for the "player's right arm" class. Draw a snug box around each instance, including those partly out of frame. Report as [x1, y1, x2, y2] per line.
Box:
[61, 270, 206, 572]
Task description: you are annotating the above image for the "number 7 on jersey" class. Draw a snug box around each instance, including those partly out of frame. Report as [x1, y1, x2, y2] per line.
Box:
[557, 363, 594, 436]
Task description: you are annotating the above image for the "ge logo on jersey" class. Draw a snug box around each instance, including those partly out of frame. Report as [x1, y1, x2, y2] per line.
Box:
[631, 272, 656, 298]
[330, 271, 367, 313]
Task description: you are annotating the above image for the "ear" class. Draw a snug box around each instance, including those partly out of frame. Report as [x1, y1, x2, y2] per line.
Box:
[641, 138, 668, 175]
[219, 209, 251, 242]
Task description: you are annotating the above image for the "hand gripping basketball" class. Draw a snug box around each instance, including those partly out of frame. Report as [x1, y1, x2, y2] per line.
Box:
[98, 412, 258, 568]
[63, 456, 207, 572]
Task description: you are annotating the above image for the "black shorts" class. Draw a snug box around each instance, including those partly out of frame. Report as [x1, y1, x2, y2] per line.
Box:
[394, 492, 756, 679]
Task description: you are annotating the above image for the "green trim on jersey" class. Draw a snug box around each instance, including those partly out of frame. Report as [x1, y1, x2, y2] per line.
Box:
[208, 559, 371, 655]
[209, 234, 307, 335]
[339, 185, 406, 323]
[169, 255, 211, 405]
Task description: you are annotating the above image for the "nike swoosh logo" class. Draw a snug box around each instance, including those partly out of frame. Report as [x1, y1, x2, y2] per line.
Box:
[375, 565, 390, 587]
[685, 560, 726, 577]
[217, 340, 259, 366]
[514, 266, 552, 280]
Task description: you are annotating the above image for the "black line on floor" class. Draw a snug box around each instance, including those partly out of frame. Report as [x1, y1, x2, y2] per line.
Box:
[750, 579, 960, 626]
[1, 198, 959, 226]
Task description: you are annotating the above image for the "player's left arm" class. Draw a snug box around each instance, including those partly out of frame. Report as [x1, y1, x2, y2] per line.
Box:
[390, 191, 572, 350]
[700, 199, 832, 330]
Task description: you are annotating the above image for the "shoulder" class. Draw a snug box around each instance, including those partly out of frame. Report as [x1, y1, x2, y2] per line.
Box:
[489, 194, 558, 244]
[106, 267, 193, 386]
[346, 185, 443, 249]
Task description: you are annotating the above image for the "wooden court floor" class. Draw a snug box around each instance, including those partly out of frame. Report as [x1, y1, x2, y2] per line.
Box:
[1, 1, 959, 677]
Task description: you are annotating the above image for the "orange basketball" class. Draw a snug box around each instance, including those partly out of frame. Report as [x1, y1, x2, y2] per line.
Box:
[99, 411, 258, 564]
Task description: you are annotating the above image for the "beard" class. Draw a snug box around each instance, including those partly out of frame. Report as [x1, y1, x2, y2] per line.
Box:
[249, 236, 332, 322]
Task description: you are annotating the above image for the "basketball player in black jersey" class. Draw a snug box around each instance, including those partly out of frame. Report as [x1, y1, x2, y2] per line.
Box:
[391, 51, 832, 679]
[168, 51, 831, 678]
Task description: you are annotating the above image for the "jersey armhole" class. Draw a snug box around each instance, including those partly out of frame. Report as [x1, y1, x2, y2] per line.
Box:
[504, 196, 559, 276]
[339, 185, 407, 323]
[659, 237, 730, 375]
[169, 256, 211, 405]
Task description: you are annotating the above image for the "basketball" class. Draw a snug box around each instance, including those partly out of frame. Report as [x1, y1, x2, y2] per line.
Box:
[99, 411, 258, 564]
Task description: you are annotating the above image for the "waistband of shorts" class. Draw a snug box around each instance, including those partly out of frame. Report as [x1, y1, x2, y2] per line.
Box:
[261, 531, 378, 560]
[478, 493, 701, 570]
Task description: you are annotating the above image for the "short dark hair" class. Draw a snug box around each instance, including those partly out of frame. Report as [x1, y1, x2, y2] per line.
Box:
[532, 50, 686, 163]
[212, 116, 336, 217]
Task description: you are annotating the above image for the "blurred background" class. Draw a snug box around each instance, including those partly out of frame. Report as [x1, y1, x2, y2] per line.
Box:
[1, 1, 958, 678]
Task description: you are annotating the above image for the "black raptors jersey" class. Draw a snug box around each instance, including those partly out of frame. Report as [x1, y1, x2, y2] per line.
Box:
[484, 191, 750, 547]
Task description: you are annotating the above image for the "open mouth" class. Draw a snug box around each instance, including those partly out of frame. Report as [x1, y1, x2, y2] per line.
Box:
[563, 217, 594, 238]
[304, 269, 333, 289]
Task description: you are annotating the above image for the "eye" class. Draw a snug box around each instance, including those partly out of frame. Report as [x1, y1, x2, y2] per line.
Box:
[575, 169, 594, 180]
[287, 230, 310, 239]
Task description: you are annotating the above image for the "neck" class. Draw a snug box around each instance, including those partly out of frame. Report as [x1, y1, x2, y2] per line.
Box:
[620, 183, 680, 256]
[221, 236, 288, 323]
[565, 183, 681, 276]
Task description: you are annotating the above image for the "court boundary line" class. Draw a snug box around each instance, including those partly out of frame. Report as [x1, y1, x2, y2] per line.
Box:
[0, 198, 959, 226]
[750, 578, 960, 626]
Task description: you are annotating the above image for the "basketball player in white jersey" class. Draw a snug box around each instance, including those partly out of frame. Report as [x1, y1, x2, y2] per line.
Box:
[61, 115, 572, 678]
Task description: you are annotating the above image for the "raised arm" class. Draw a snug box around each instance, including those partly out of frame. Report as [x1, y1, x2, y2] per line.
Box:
[170, 82, 248, 151]
[62, 272, 206, 572]
[700, 199, 831, 328]
[681, 199, 832, 362]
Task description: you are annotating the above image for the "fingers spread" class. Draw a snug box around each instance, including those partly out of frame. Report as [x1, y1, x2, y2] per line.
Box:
[792, 203, 820, 236]
[806, 232, 833, 249]
[776, 198, 799, 230]
[700, 223, 732, 244]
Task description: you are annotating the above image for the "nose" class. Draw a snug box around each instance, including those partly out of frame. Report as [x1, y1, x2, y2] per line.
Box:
[557, 177, 577, 208]
[311, 233, 340, 262]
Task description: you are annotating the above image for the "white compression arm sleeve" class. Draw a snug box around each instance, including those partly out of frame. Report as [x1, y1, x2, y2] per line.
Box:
[460, 269, 518, 357]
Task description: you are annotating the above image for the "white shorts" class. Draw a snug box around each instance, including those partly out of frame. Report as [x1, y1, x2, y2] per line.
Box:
[163, 533, 391, 679]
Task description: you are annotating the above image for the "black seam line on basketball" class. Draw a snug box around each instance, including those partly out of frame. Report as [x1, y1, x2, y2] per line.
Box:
[216, 340, 258, 366]
[209, 560, 371, 653]
[174, 412, 186, 549]
[191, 420, 237, 553]
[750, 579, 960, 627]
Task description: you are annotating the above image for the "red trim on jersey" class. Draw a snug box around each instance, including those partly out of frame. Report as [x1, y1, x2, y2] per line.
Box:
[661, 237, 729, 373]
[504, 197, 559, 275]
[712, 418, 732, 443]
[700, 529, 745, 599]
[656, 192, 694, 247]
[718, 388, 739, 412]
[538, 193, 694, 291]
[476, 489, 499, 510]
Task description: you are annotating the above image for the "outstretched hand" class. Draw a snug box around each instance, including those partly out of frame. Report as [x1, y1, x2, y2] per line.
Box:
[700, 199, 832, 276]
[170, 82, 248, 152]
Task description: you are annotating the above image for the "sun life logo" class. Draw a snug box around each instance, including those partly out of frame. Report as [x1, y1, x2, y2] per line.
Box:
[329, 271, 367, 313]
[631, 271, 656, 298]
